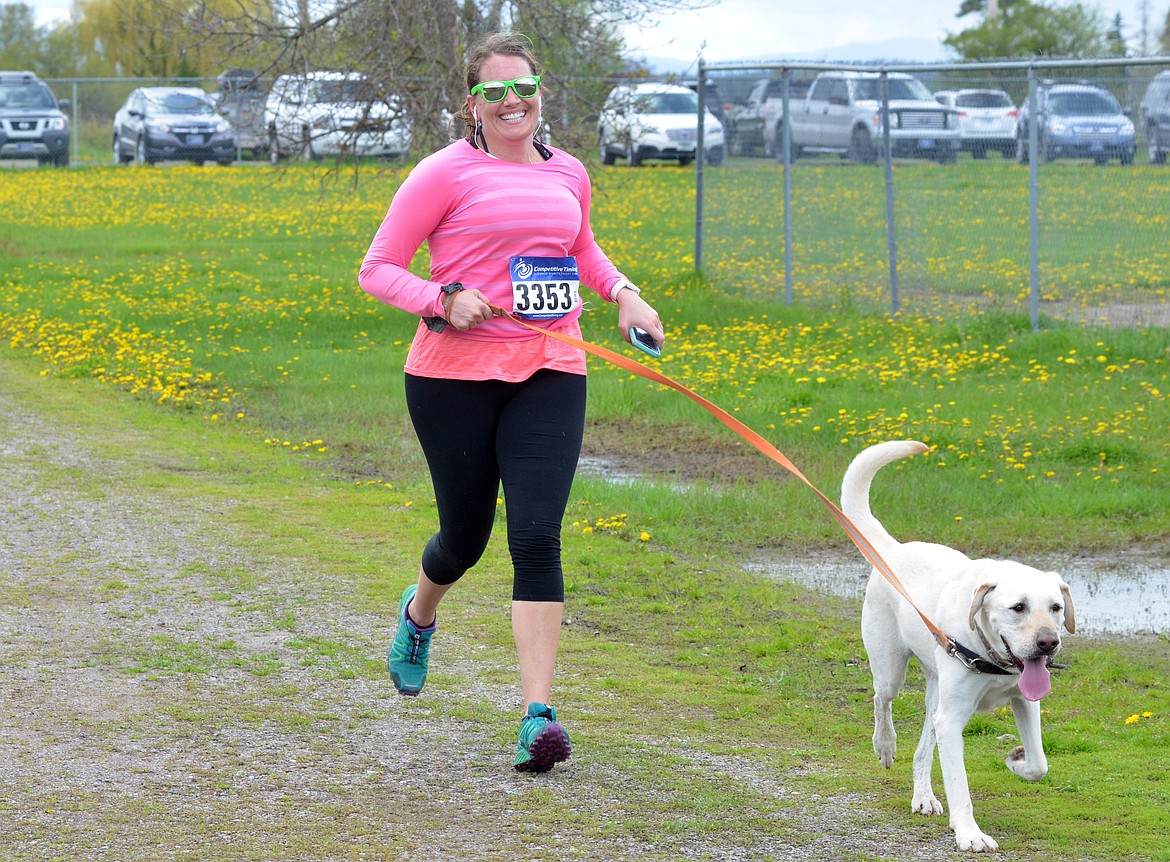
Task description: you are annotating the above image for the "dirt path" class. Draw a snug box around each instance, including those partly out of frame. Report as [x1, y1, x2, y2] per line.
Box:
[0, 376, 1041, 862]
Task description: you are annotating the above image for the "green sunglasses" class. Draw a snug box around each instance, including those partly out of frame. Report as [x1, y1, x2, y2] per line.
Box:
[470, 75, 541, 102]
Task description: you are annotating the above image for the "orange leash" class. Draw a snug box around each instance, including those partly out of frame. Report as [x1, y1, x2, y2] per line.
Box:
[491, 307, 954, 652]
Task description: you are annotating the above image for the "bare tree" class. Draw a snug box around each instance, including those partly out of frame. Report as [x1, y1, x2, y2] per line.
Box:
[95, 0, 712, 156]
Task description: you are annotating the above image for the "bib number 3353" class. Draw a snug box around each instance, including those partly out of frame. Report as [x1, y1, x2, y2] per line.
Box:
[509, 256, 580, 320]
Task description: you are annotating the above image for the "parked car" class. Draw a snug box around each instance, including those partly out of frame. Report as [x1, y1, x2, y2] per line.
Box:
[210, 68, 268, 159]
[1015, 81, 1135, 165]
[113, 87, 237, 166]
[599, 82, 724, 167]
[1139, 69, 1170, 164]
[264, 71, 411, 162]
[0, 70, 70, 166]
[788, 71, 960, 163]
[933, 88, 1017, 158]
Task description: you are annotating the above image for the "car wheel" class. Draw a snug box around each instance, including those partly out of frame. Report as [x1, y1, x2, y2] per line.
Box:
[972, 146, 987, 159]
[729, 132, 746, 157]
[847, 126, 876, 164]
[625, 139, 642, 167]
[112, 135, 122, 165]
[135, 136, 153, 166]
[1041, 138, 1056, 163]
[678, 156, 693, 167]
[1120, 150, 1134, 166]
[706, 146, 724, 167]
[599, 131, 615, 166]
[53, 151, 70, 167]
[1015, 134, 1028, 164]
[1147, 130, 1166, 164]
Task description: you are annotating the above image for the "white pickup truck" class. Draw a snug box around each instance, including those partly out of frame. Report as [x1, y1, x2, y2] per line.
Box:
[788, 71, 960, 163]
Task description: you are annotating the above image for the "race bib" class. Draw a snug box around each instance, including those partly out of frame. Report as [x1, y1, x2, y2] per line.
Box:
[509, 256, 580, 320]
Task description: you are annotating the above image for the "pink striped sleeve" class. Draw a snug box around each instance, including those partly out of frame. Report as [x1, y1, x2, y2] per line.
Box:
[357, 152, 452, 320]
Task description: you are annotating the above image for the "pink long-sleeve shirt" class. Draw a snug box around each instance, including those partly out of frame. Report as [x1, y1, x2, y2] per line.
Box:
[358, 139, 627, 381]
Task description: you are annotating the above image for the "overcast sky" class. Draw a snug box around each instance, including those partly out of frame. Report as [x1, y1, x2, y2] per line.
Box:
[28, 0, 1166, 62]
[622, 0, 1163, 63]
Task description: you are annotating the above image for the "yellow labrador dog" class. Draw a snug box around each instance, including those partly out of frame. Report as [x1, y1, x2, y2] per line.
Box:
[841, 440, 1076, 853]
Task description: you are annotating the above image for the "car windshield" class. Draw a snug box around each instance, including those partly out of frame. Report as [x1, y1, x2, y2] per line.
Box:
[1047, 91, 1121, 115]
[956, 92, 1013, 109]
[853, 78, 934, 102]
[639, 92, 699, 114]
[147, 92, 215, 115]
[0, 83, 57, 109]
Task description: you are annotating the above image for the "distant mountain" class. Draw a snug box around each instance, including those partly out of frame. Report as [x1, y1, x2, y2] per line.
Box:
[632, 36, 953, 75]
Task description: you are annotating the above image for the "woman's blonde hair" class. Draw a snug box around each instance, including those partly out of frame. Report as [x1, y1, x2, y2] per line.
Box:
[454, 32, 546, 140]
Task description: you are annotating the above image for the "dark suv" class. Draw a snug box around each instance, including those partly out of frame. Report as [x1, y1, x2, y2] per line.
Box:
[0, 70, 70, 166]
[1139, 70, 1170, 164]
[1015, 81, 1135, 165]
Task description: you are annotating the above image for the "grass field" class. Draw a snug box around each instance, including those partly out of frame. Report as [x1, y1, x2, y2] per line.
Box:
[0, 156, 1168, 860]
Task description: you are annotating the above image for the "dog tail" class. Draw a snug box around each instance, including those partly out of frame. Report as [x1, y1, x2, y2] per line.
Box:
[840, 440, 929, 550]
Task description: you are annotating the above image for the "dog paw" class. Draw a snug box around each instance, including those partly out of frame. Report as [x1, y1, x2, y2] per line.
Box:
[955, 829, 999, 852]
[1005, 746, 1048, 781]
[912, 793, 943, 816]
[873, 734, 896, 768]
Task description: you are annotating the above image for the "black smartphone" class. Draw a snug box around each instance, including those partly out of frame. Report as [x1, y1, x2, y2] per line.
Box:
[629, 327, 661, 358]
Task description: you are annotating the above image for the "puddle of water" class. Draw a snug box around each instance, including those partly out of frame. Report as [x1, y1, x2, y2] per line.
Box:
[745, 553, 1170, 637]
[578, 455, 1168, 636]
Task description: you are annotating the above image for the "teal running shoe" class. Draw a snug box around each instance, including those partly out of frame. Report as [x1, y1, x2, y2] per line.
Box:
[388, 584, 435, 696]
[513, 702, 571, 772]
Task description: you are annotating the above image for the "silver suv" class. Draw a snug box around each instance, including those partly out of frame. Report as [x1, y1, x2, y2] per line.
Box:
[265, 71, 411, 163]
[0, 70, 70, 166]
[1016, 81, 1135, 165]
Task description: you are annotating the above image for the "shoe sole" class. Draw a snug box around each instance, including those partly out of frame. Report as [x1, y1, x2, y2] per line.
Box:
[514, 722, 571, 773]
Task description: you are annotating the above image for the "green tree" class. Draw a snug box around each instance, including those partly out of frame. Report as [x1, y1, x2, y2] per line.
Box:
[77, 0, 276, 78]
[945, 0, 1112, 60]
[1106, 11, 1128, 56]
[0, 3, 47, 69]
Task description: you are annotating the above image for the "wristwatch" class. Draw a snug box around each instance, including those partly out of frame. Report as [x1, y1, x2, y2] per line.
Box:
[611, 281, 641, 303]
[423, 282, 464, 332]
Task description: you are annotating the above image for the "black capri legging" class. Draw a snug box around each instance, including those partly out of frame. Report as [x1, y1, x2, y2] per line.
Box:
[405, 369, 586, 603]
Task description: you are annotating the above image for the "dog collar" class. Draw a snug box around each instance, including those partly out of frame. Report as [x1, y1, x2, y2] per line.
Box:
[945, 637, 1017, 676]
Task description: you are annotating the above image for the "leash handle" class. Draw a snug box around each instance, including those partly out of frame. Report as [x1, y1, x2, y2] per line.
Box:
[489, 307, 953, 649]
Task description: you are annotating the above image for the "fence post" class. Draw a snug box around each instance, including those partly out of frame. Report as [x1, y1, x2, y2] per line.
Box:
[71, 81, 79, 165]
[1027, 65, 1040, 332]
[695, 61, 706, 273]
[781, 68, 794, 305]
[880, 72, 899, 316]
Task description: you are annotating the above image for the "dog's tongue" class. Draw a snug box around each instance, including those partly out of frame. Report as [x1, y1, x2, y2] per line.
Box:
[1019, 658, 1051, 701]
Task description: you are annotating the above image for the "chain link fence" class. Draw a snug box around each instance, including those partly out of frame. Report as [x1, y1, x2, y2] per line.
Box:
[42, 72, 619, 166]
[28, 61, 1170, 328]
[695, 57, 1170, 327]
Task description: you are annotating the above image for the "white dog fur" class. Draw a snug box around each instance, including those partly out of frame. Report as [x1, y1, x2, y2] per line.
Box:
[841, 440, 1076, 853]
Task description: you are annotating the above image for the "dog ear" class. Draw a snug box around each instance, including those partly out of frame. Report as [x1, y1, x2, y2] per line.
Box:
[1059, 581, 1077, 634]
[968, 582, 996, 630]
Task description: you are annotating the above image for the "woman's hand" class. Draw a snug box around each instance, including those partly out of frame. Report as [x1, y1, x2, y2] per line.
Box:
[445, 289, 495, 331]
[616, 290, 665, 348]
